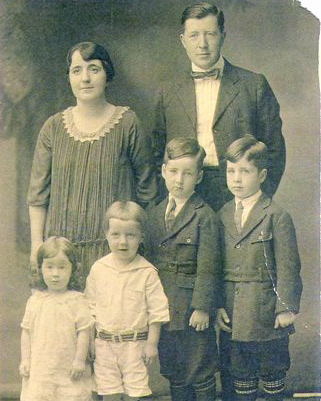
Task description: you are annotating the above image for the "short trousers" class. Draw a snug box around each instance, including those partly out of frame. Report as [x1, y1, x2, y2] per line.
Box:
[158, 325, 219, 386]
[94, 338, 151, 397]
[220, 332, 290, 380]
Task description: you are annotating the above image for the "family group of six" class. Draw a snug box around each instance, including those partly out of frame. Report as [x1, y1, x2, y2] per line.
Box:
[19, 3, 302, 401]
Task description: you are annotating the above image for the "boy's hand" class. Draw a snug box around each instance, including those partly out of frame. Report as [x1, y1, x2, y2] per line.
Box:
[189, 309, 209, 331]
[143, 342, 158, 366]
[274, 311, 297, 328]
[19, 360, 30, 377]
[216, 308, 232, 333]
[70, 359, 86, 381]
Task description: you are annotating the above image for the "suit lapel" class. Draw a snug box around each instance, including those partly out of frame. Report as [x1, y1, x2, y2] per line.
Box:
[154, 198, 168, 238]
[220, 194, 271, 241]
[238, 194, 271, 241]
[220, 200, 239, 239]
[162, 193, 202, 241]
[213, 59, 240, 127]
[175, 74, 197, 134]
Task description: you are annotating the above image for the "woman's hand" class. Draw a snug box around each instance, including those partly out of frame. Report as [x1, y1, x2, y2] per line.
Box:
[189, 309, 209, 331]
[70, 359, 86, 381]
[19, 360, 30, 378]
[216, 308, 232, 333]
[30, 242, 43, 273]
[274, 311, 297, 328]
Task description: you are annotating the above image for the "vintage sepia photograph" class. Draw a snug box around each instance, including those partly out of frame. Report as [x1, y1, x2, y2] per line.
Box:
[0, 0, 320, 400]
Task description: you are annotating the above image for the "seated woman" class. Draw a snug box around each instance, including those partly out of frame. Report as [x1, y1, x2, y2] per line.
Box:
[27, 41, 158, 280]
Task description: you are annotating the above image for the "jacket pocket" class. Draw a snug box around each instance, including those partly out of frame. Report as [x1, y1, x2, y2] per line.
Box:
[251, 231, 273, 244]
[176, 273, 196, 289]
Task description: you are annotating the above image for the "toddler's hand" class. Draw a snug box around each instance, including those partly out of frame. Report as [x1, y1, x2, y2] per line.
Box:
[274, 311, 297, 328]
[143, 342, 158, 366]
[189, 309, 209, 331]
[71, 359, 86, 381]
[216, 308, 232, 333]
[19, 360, 30, 378]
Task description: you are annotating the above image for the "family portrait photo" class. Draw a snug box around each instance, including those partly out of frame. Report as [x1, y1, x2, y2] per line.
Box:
[0, 0, 320, 400]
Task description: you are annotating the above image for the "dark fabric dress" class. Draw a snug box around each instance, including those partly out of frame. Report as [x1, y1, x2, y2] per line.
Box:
[27, 106, 157, 276]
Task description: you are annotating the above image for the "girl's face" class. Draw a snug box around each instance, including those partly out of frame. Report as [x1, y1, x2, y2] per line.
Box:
[69, 50, 107, 102]
[41, 250, 73, 293]
[106, 218, 143, 266]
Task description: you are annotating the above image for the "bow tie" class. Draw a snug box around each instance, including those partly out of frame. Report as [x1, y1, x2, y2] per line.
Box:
[191, 68, 221, 80]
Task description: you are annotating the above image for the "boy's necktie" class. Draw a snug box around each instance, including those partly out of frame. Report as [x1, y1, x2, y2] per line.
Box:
[234, 201, 244, 233]
[165, 198, 176, 231]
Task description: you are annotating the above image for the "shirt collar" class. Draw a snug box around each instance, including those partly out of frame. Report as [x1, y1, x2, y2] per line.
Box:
[192, 55, 224, 73]
[168, 192, 193, 208]
[235, 189, 262, 208]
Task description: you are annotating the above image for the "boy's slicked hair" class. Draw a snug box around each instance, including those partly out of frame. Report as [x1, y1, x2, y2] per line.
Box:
[164, 137, 206, 171]
[181, 2, 225, 33]
[33, 236, 83, 291]
[103, 201, 147, 235]
[225, 134, 268, 171]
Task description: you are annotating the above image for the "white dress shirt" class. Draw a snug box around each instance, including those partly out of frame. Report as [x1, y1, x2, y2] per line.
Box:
[235, 190, 262, 228]
[192, 56, 225, 166]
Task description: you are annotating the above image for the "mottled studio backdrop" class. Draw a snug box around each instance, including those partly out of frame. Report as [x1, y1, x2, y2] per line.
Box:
[0, 0, 320, 397]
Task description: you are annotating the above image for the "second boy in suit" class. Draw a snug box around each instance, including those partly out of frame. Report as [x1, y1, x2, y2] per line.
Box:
[146, 138, 222, 401]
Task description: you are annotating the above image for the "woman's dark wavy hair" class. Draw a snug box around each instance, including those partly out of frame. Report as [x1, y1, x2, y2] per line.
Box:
[30, 236, 84, 291]
[66, 41, 115, 82]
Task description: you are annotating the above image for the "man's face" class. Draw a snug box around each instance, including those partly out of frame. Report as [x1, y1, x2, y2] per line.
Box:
[180, 15, 225, 70]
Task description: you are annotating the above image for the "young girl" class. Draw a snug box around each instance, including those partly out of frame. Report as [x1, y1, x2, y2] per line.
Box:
[85, 201, 169, 401]
[19, 236, 93, 401]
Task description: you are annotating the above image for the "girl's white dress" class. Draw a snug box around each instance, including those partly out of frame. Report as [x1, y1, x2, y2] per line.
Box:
[20, 290, 93, 401]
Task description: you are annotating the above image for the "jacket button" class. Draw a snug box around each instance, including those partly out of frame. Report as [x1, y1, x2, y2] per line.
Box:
[235, 265, 240, 271]
[186, 238, 191, 243]
[235, 244, 241, 249]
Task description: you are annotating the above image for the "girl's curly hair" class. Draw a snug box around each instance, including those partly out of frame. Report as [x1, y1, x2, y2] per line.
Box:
[30, 236, 84, 291]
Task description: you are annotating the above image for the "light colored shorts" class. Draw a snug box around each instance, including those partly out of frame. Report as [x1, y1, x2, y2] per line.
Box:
[94, 338, 151, 397]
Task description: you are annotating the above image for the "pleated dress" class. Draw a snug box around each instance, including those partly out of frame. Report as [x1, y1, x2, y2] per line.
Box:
[27, 106, 157, 277]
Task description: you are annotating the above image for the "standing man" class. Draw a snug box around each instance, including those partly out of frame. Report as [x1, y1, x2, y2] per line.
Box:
[153, 2, 285, 212]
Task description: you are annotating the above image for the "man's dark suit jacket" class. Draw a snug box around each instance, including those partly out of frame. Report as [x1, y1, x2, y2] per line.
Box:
[153, 59, 286, 207]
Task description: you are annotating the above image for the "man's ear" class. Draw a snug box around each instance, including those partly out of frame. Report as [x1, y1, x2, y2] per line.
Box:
[161, 164, 166, 180]
[197, 170, 203, 184]
[180, 33, 186, 49]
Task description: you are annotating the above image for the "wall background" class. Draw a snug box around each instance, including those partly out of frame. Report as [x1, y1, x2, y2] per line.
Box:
[0, 0, 320, 398]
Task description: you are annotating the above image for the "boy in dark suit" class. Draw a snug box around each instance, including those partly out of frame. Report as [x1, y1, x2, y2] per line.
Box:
[146, 137, 222, 401]
[217, 135, 302, 401]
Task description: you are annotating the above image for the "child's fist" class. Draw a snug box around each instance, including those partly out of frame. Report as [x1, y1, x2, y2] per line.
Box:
[216, 308, 232, 333]
[274, 311, 297, 328]
[70, 359, 86, 381]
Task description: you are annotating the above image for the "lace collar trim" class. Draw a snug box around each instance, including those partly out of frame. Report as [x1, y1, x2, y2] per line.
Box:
[62, 105, 129, 142]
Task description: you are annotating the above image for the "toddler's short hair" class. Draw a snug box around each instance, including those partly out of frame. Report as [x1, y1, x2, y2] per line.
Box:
[225, 134, 268, 171]
[164, 137, 206, 171]
[32, 236, 83, 291]
[103, 201, 147, 235]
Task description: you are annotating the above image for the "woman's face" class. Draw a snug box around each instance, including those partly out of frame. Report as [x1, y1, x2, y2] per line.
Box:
[69, 50, 107, 102]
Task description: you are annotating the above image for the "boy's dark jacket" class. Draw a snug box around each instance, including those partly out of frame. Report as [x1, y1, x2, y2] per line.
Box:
[219, 193, 303, 341]
[146, 193, 222, 331]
